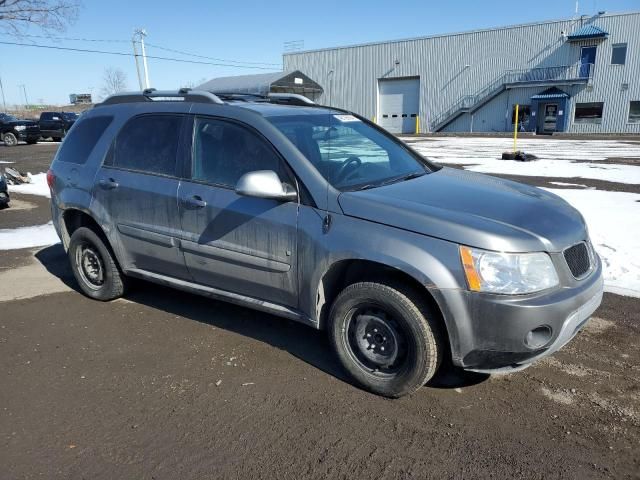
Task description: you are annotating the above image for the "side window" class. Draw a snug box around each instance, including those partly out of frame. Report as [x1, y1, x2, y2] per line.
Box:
[107, 115, 182, 176]
[192, 117, 285, 188]
[41, 112, 52, 121]
[56, 116, 113, 165]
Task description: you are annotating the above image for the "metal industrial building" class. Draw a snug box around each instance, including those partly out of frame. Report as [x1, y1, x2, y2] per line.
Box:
[273, 11, 640, 134]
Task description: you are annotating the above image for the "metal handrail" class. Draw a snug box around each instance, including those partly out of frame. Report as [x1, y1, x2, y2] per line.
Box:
[431, 63, 594, 130]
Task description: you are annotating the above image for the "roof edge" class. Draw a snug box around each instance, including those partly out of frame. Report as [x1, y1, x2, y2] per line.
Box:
[283, 10, 640, 57]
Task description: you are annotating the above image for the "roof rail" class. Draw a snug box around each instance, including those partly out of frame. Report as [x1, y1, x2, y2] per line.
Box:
[98, 88, 225, 106]
[267, 93, 316, 106]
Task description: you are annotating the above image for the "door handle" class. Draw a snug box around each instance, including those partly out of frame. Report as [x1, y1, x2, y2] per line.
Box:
[182, 195, 207, 209]
[98, 178, 119, 190]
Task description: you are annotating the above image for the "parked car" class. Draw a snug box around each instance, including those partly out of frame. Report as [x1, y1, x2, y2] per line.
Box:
[39, 111, 79, 141]
[0, 173, 9, 207]
[48, 89, 603, 398]
[0, 113, 40, 146]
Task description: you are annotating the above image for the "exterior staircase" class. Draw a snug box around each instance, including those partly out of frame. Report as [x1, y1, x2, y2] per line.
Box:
[431, 64, 593, 132]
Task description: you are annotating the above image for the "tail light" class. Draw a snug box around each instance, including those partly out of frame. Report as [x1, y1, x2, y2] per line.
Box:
[46, 169, 55, 190]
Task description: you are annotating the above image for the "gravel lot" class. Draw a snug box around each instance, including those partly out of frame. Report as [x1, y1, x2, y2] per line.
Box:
[1, 142, 639, 479]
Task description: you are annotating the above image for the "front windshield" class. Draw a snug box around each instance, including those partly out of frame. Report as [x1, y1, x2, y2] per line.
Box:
[63, 112, 78, 120]
[269, 113, 434, 190]
[0, 113, 17, 122]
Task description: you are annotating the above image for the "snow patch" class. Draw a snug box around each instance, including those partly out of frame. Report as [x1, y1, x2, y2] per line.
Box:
[0, 222, 60, 250]
[548, 181, 589, 188]
[545, 188, 640, 298]
[404, 137, 640, 184]
[7, 172, 50, 198]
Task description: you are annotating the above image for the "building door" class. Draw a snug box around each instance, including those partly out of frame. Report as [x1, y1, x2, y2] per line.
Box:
[378, 77, 420, 134]
[580, 46, 597, 78]
[537, 104, 558, 134]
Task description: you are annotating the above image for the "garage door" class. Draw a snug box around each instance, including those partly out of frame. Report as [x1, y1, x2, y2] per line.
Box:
[378, 77, 420, 134]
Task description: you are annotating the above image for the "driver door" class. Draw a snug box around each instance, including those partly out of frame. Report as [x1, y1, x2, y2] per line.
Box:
[178, 116, 299, 308]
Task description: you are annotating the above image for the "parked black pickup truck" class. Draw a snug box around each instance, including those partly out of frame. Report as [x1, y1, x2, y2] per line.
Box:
[39, 111, 79, 141]
[0, 113, 41, 146]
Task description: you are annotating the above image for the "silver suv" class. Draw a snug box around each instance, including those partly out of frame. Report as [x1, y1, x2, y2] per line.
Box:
[48, 89, 603, 397]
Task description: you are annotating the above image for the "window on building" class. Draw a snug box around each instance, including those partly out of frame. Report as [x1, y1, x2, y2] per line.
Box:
[192, 117, 286, 188]
[107, 115, 183, 176]
[629, 101, 640, 124]
[574, 102, 604, 124]
[57, 116, 113, 164]
[511, 105, 531, 129]
[611, 43, 627, 65]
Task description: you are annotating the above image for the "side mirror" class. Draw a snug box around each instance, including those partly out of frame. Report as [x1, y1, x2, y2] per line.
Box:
[235, 170, 297, 201]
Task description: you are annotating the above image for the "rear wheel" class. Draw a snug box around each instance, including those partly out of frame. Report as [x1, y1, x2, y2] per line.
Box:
[52, 137, 62, 142]
[329, 281, 443, 398]
[3, 132, 18, 147]
[68, 227, 126, 301]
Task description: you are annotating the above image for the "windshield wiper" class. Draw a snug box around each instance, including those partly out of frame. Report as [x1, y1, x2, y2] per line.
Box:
[378, 171, 426, 187]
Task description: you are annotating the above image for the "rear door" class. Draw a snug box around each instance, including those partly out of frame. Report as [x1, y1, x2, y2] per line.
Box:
[177, 116, 299, 308]
[39, 112, 55, 136]
[92, 113, 190, 280]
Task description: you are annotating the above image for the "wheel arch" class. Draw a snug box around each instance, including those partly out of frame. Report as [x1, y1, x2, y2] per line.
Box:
[60, 208, 121, 267]
[315, 258, 453, 358]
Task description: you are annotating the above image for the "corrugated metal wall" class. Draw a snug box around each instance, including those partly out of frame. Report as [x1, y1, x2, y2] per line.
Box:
[283, 12, 640, 134]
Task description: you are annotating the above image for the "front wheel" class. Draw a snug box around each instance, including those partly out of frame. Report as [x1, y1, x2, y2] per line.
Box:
[3, 132, 18, 146]
[329, 281, 443, 398]
[68, 227, 127, 301]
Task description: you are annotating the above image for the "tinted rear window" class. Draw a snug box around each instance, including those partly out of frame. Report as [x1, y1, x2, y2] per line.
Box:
[56, 116, 113, 165]
[106, 115, 182, 176]
[40, 112, 53, 120]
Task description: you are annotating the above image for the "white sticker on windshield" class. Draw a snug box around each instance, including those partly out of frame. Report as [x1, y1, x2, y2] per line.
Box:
[333, 114, 360, 122]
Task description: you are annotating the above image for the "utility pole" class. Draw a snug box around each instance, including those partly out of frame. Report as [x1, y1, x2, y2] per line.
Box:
[132, 33, 144, 90]
[0, 75, 7, 112]
[19, 84, 29, 109]
[133, 28, 150, 90]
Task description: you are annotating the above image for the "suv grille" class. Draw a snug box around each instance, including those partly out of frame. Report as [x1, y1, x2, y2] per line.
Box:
[564, 242, 591, 279]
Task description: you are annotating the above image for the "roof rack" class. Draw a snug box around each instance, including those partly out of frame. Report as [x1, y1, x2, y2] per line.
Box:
[98, 88, 224, 106]
[205, 91, 316, 106]
[267, 93, 316, 106]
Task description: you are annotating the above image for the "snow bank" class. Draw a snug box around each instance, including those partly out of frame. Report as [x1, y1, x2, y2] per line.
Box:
[0, 221, 60, 250]
[404, 137, 640, 184]
[546, 188, 640, 298]
[7, 172, 51, 198]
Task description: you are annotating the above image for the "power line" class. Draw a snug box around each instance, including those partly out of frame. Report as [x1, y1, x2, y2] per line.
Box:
[144, 42, 281, 67]
[0, 40, 281, 70]
[0, 32, 282, 67]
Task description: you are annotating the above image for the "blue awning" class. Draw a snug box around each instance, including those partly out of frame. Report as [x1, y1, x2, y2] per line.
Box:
[567, 25, 608, 41]
[531, 87, 570, 100]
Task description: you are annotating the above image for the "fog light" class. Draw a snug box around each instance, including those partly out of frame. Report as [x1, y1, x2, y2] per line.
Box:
[525, 326, 552, 349]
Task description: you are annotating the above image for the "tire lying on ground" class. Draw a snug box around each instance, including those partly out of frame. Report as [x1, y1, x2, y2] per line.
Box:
[328, 281, 443, 398]
[68, 226, 127, 301]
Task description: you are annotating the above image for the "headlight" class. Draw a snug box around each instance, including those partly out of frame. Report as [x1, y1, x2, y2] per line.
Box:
[14, 125, 26, 131]
[460, 246, 559, 294]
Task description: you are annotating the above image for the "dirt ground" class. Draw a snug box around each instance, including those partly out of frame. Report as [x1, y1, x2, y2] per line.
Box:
[1, 143, 639, 479]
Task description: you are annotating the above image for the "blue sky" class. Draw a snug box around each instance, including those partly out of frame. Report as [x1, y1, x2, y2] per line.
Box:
[0, 0, 638, 106]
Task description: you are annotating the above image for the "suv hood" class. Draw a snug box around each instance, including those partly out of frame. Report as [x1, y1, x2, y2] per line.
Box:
[338, 167, 586, 252]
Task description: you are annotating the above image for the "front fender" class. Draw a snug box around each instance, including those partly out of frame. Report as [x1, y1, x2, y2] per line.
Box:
[298, 208, 470, 358]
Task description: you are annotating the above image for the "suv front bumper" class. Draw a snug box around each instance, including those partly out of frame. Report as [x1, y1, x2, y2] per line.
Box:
[438, 256, 604, 372]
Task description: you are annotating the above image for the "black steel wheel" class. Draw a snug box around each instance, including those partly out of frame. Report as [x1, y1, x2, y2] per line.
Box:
[329, 281, 443, 398]
[68, 226, 127, 301]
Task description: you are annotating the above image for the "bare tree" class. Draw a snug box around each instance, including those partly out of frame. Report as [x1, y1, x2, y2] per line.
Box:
[0, 0, 80, 36]
[101, 67, 127, 99]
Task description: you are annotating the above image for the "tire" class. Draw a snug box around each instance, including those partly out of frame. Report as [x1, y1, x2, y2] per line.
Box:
[3, 132, 18, 147]
[328, 281, 443, 398]
[52, 137, 62, 142]
[68, 226, 127, 301]
[26, 139, 38, 145]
